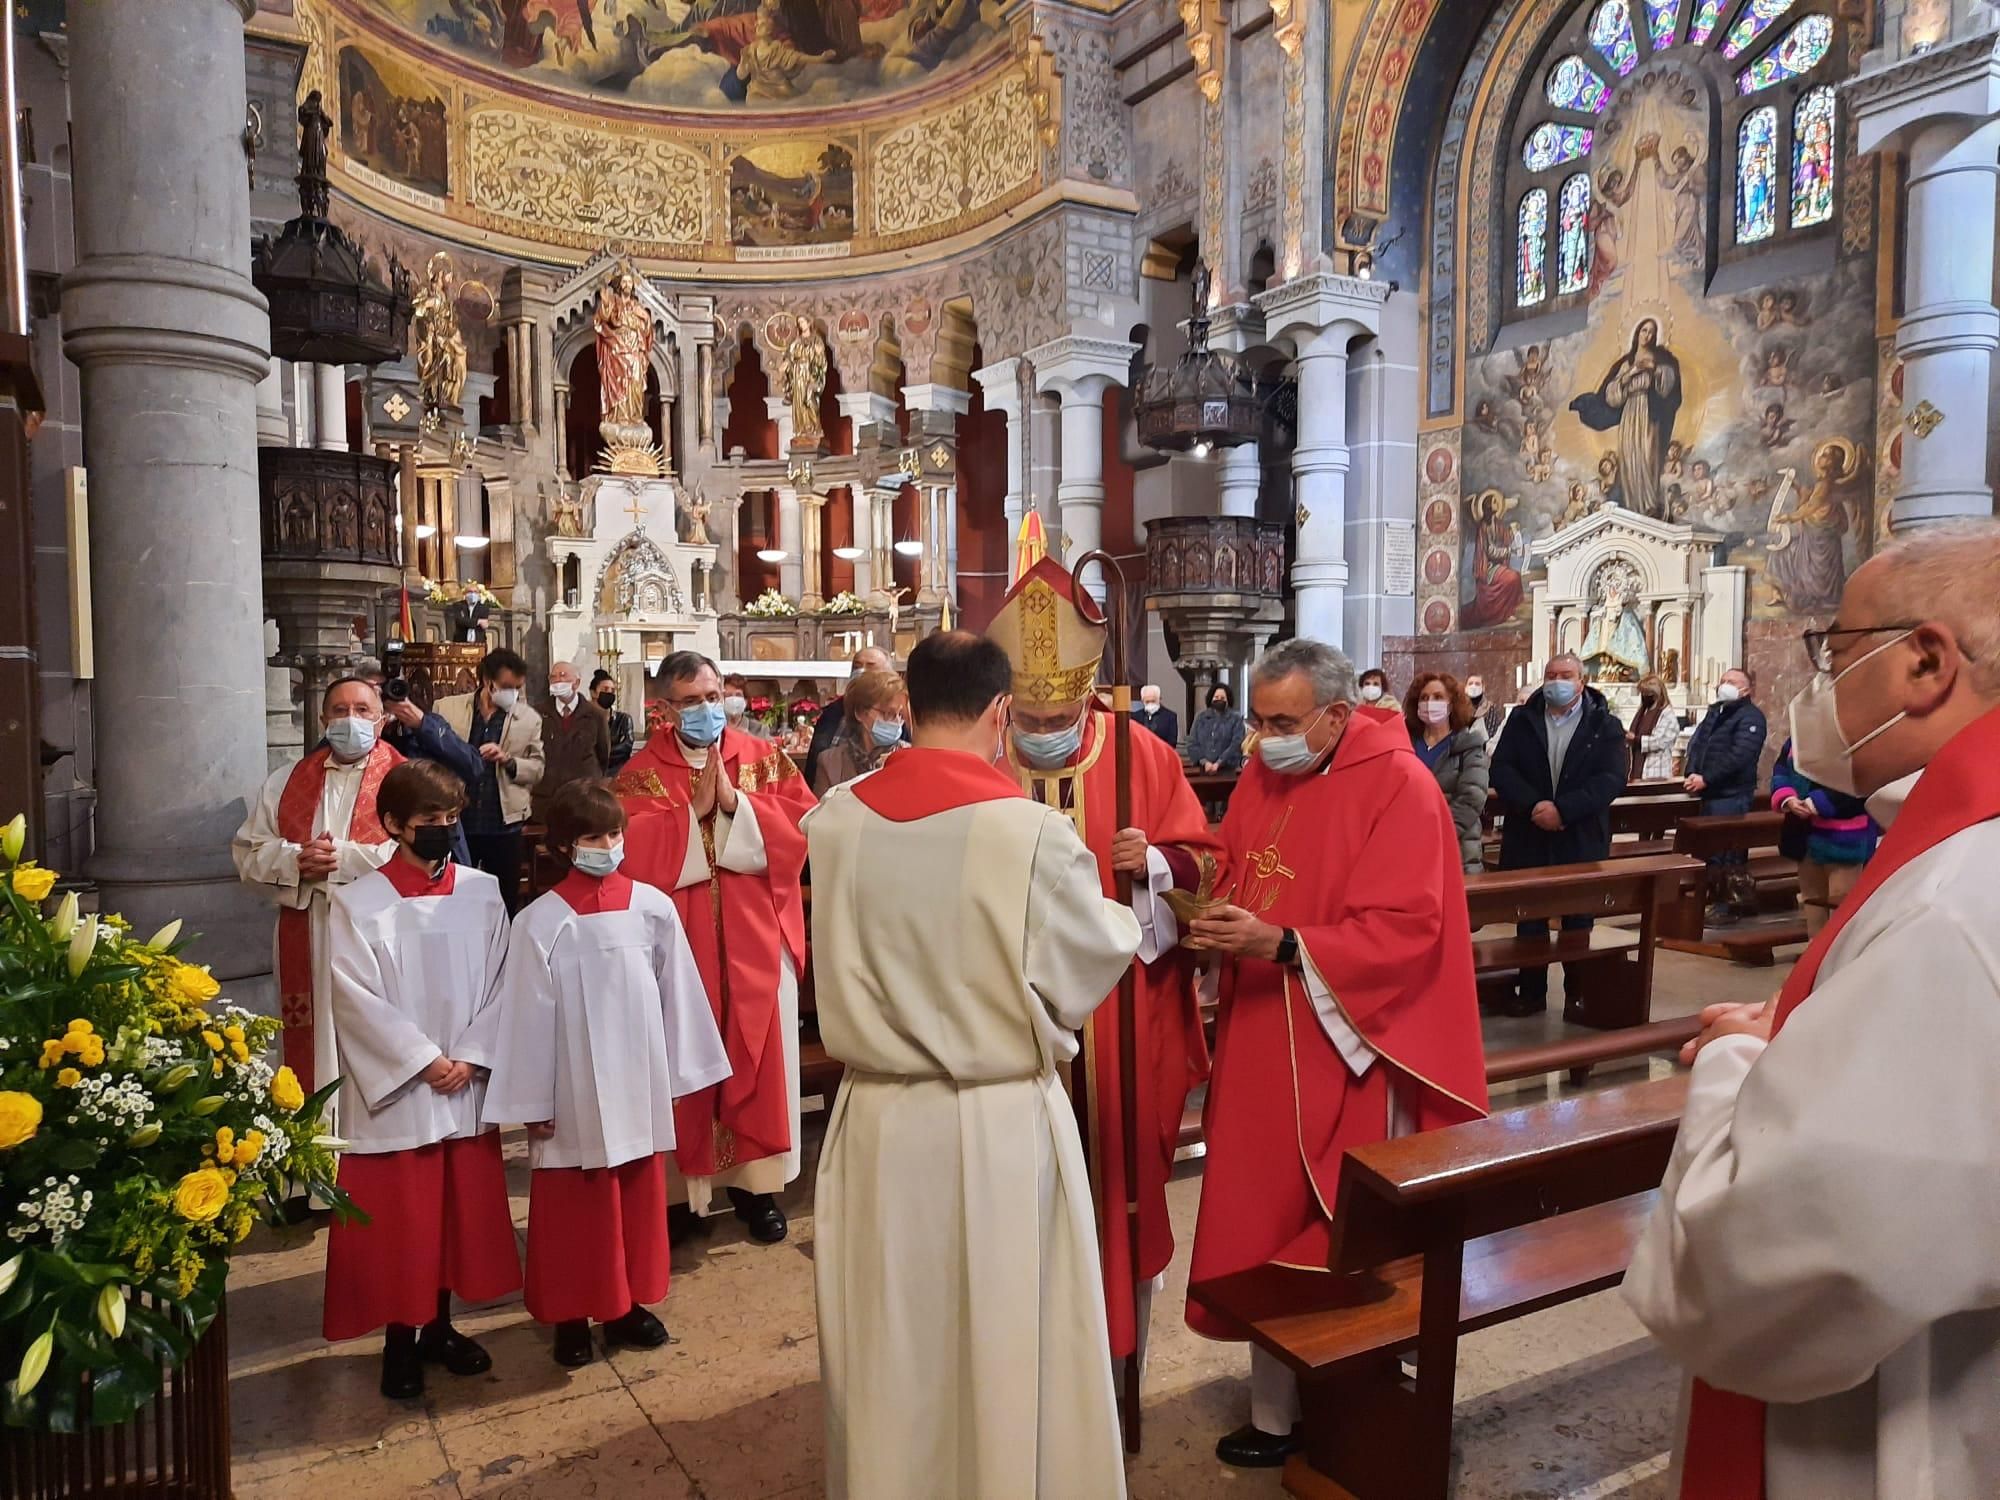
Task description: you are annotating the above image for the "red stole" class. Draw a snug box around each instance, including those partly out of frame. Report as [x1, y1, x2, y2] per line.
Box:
[615, 728, 814, 1177]
[275, 742, 402, 1091]
[1680, 705, 2000, 1499]
[1011, 710, 1228, 1360]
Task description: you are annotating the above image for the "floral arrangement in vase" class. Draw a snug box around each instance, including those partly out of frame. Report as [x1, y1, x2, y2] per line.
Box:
[788, 697, 824, 725]
[744, 589, 798, 619]
[817, 591, 866, 616]
[0, 816, 346, 1430]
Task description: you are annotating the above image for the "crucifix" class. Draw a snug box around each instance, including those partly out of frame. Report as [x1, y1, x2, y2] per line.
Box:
[622, 491, 647, 529]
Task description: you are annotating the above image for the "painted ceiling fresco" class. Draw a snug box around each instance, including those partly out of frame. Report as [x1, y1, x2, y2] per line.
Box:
[357, 0, 1004, 112]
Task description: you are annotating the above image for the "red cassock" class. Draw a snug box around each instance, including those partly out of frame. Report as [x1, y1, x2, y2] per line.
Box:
[1186, 713, 1488, 1334]
[615, 728, 815, 1178]
[1010, 709, 1226, 1361]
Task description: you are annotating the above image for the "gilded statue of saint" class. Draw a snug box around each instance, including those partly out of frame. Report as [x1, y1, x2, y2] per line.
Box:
[595, 264, 654, 440]
[783, 314, 826, 448]
[412, 252, 467, 425]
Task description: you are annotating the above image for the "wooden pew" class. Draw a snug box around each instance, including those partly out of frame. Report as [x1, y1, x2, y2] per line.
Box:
[1607, 793, 1701, 857]
[1189, 1074, 1688, 1500]
[1464, 855, 1704, 1030]
[1661, 811, 1806, 965]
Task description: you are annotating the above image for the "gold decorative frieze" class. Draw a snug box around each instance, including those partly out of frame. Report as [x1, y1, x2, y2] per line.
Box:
[873, 74, 1040, 242]
[465, 106, 711, 252]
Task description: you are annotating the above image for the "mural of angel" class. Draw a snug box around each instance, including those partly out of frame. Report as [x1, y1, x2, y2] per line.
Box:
[1506, 344, 1552, 422]
[1767, 440, 1870, 612]
[1461, 488, 1526, 629]
[1591, 167, 1630, 287]
[1571, 318, 1682, 520]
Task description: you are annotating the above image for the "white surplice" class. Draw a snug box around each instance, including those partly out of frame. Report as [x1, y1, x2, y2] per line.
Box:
[232, 755, 397, 1123]
[482, 878, 732, 1171]
[805, 774, 1142, 1500]
[1625, 814, 2000, 1500]
[325, 864, 510, 1155]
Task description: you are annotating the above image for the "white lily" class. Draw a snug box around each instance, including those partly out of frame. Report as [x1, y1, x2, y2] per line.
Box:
[96, 1284, 126, 1339]
[0, 813, 22, 865]
[49, 891, 77, 941]
[15, 1328, 51, 1395]
[144, 918, 182, 951]
[66, 914, 97, 977]
[0, 1254, 20, 1297]
[311, 1135, 350, 1151]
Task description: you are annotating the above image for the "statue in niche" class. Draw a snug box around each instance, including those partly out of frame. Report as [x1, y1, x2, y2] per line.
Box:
[296, 89, 332, 221]
[595, 263, 654, 444]
[412, 252, 468, 426]
[328, 496, 358, 552]
[684, 486, 714, 547]
[1581, 557, 1650, 682]
[782, 313, 827, 448]
[551, 486, 587, 539]
[281, 494, 317, 550]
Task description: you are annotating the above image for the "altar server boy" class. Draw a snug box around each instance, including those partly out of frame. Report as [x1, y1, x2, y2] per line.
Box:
[484, 780, 731, 1368]
[323, 760, 521, 1400]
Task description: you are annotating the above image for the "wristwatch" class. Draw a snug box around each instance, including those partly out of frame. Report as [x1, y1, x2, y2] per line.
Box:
[1273, 927, 1300, 966]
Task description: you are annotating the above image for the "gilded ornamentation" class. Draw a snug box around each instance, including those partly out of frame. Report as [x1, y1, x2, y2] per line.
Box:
[412, 252, 467, 426]
[1280, 54, 1307, 276]
[873, 74, 1040, 241]
[783, 315, 829, 449]
[595, 259, 655, 449]
[1907, 399, 1944, 438]
[465, 106, 708, 251]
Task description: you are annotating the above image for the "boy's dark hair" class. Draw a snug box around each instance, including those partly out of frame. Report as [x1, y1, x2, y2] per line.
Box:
[377, 761, 466, 830]
[906, 631, 1010, 726]
[545, 780, 628, 855]
[480, 646, 529, 683]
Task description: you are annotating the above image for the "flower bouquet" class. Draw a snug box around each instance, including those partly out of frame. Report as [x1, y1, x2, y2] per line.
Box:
[817, 591, 866, 616]
[747, 694, 780, 734]
[744, 589, 798, 619]
[0, 815, 346, 1431]
[788, 697, 824, 726]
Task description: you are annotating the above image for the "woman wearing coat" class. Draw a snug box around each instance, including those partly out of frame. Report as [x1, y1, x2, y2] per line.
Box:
[1626, 673, 1681, 781]
[1405, 671, 1490, 874]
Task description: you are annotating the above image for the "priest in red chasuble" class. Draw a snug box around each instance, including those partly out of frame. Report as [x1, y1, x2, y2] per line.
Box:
[614, 650, 815, 1244]
[1185, 637, 1487, 1470]
[989, 556, 1227, 1369]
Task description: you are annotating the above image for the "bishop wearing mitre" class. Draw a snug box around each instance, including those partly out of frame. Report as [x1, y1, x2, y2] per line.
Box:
[990, 553, 1226, 1373]
[615, 650, 816, 1243]
[807, 630, 1142, 1500]
[1184, 638, 1487, 1469]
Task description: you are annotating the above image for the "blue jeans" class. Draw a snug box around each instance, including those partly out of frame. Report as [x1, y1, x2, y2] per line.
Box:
[1516, 914, 1594, 1003]
[1702, 792, 1753, 871]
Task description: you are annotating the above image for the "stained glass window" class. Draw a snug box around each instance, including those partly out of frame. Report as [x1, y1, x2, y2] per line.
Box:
[1737, 13, 1834, 91]
[1645, 0, 1681, 47]
[1546, 55, 1612, 114]
[1737, 106, 1779, 242]
[1523, 123, 1596, 171]
[1518, 189, 1549, 306]
[1557, 174, 1593, 294]
[1791, 85, 1837, 227]
[1687, 0, 1723, 43]
[1589, 0, 1640, 75]
[1722, 0, 1796, 59]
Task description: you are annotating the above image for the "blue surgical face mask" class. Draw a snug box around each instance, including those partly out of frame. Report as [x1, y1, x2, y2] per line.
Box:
[869, 716, 904, 749]
[1256, 703, 1333, 776]
[678, 701, 728, 746]
[324, 716, 376, 761]
[1014, 711, 1085, 769]
[1543, 677, 1580, 708]
[572, 842, 624, 878]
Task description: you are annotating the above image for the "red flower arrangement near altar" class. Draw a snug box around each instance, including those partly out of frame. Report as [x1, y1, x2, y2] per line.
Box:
[788, 698, 823, 724]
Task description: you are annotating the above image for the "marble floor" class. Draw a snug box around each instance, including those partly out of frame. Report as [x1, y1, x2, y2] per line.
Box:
[224, 942, 1788, 1500]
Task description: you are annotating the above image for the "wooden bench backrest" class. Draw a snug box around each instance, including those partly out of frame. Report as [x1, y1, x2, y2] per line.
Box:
[1464, 854, 1703, 927]
[1674, 810, 1787, 858]
[1327, 1074, 1688, 1273]
[1610, 796, 1701, 838]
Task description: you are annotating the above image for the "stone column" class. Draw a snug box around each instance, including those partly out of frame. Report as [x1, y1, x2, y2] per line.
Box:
[1852, 32, 2000, 527]
[63, 0, 272, 976]
[314, 363, 348, 451]
[972, 357, 1030, 539]
[776, 486, 803, 600]
[800, 492, 826, 609]
[1208, 305, 1265, 517]
[256, 361, 289, 446]
[1253, 272, 1388, 646]
[553, 381, 571, 478]
[1026, 336, 1137, 602]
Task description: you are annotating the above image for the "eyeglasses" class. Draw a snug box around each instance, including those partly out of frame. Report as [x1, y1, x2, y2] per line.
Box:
[1802, 623, 1918, 672]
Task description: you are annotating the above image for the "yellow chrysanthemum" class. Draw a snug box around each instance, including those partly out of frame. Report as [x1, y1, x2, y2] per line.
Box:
[38, 1040, 63, 1069]
[55, 1068, 80, 1088]
[222, 1024, 245, 1044]
[79, 1040, 104, 1068]
[65, 1019, 92, 1037]
[270, 1066, 305, 1114]
[171, 1168, 229, 1224]
[236, 1130, 265, 1168]
[9, 865, 55, 902]
[199, 1030, 223, 1054]
[173, 966, 221, 1004]
[229, 1040, 250, 1064]
[211, 1058, 223, 1077]
[0, 1093, 44, 1150]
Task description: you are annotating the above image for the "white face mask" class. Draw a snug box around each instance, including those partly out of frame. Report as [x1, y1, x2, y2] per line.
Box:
[1359, 684, 1385, 703]
[324, 716, 376, 761]
[1257, 704, 1334, 775]
[551, 681, 576, 702]
[1465, 683, 1484, 702]
[1418, 699, 1450, 725]
[1787, 632, 1912, 797]
[491, 686, 519, 711]
[723, 694, 748, 717]
[1717, 683, 1742, 704]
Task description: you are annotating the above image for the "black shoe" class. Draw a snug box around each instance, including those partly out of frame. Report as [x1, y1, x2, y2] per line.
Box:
[415, 1322, 493, 1376]
[1215, 1423, 1300, 1468]
[552, 1319, 594, 1368]
[602, 1305, 669, 1350]
[727, 1189, 788, 1244]
[1499, 992, 1548, 1019]
[380, 1328, 424, 1400]
[667, 1202, 705, 1247]
[1705, 903, 1740, 927]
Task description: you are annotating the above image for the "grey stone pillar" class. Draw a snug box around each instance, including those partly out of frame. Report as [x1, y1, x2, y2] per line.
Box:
[63, 0, 273, 980]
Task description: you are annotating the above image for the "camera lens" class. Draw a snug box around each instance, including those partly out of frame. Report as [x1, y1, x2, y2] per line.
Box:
[383, 677, 411, 703]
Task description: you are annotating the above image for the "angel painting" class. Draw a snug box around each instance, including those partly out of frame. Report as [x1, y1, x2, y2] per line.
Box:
[1461, 489, 1526, 629]
[1759, 402, 1796, 450]
[1505, 344, 1552, 423]
[1767, 440, 1871, 613]
[1757, 346, 1792, 392]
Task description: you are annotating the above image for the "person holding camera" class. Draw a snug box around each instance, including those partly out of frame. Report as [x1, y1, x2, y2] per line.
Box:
[370, 667, 481, 867]
[434, 648, 545, 913]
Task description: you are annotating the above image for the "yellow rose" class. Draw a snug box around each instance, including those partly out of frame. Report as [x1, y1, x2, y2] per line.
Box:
[171, 1168, 229, 1223]
[0, 1092, 44, 1150]
[173, 966, 221, 1004]
[270, 1066, 305, 1114]
[55, 1068, 80, 1088]
[9, 865, 54, 902]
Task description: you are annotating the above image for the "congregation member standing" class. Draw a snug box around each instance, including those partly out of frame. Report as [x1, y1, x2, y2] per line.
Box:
[435, 648, 544, 913]
[484, 782, 730, 1369]
[1405, 671, 1491, 874]
[1133, 683, 1178, 748]
[1626, 522, 2000, 1498]
[723, 672, 773, 741]
[807, 630, 1141, 1500]
[1682, 667, 1768, 923]
[323, 762, 519, 1399]
[804, 645, 891, 785]
[615, 651, 815, 1243]
[234, 676, 402, 1105]
[532, 660, 610, 822]
[1354, 666, 1400, 722]
[1487, 652, 1627, 1017]
[1770, 735, 1878, 938]
[991, 557, 1227, 1379]
[591, 670, 635, 771]
[1465, 672, 1506, 740]
[1185, 639, 1487, 1467]
[1189, 683, 1247, 774]
[1628, 673, 1682, 780]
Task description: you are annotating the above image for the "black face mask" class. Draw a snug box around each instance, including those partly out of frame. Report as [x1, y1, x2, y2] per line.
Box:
[1211, 699, 1226, 710]
[408, 825, 456, 863]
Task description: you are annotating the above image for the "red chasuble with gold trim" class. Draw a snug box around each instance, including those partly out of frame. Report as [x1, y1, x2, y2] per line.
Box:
[1009, 707, 1227, 1361]
[1186, 713, 1487, 1332]
[615, 727, 815, 1177]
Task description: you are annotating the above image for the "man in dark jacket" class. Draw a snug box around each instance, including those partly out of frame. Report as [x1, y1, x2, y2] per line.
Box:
[1134, 683, 1179, 749]
[1489, 653, 1629, 1017]
[1682, 666, 1769, 922]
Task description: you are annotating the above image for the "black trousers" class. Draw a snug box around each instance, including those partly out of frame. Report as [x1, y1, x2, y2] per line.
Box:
[1516, 914, 1594, 1003]
[464, 828, 524, 914]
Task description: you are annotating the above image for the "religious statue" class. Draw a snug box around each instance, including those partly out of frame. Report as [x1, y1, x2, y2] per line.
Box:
[412, 251, 467, 427]
[1570, 318, 1682, 521]
[595, 263, 654, 445]
[296, 89, 332, 222]
[783, 314, 827, 449]
[551, 485, 587, 539]
[684, 485, 713, 547]
[1581, 558, 1650, 682]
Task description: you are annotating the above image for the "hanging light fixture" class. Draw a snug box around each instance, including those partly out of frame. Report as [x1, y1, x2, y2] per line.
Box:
[753, 488, 786, 564]
[832, 485, 864, 561]
[1134, 261, 1262, 457]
